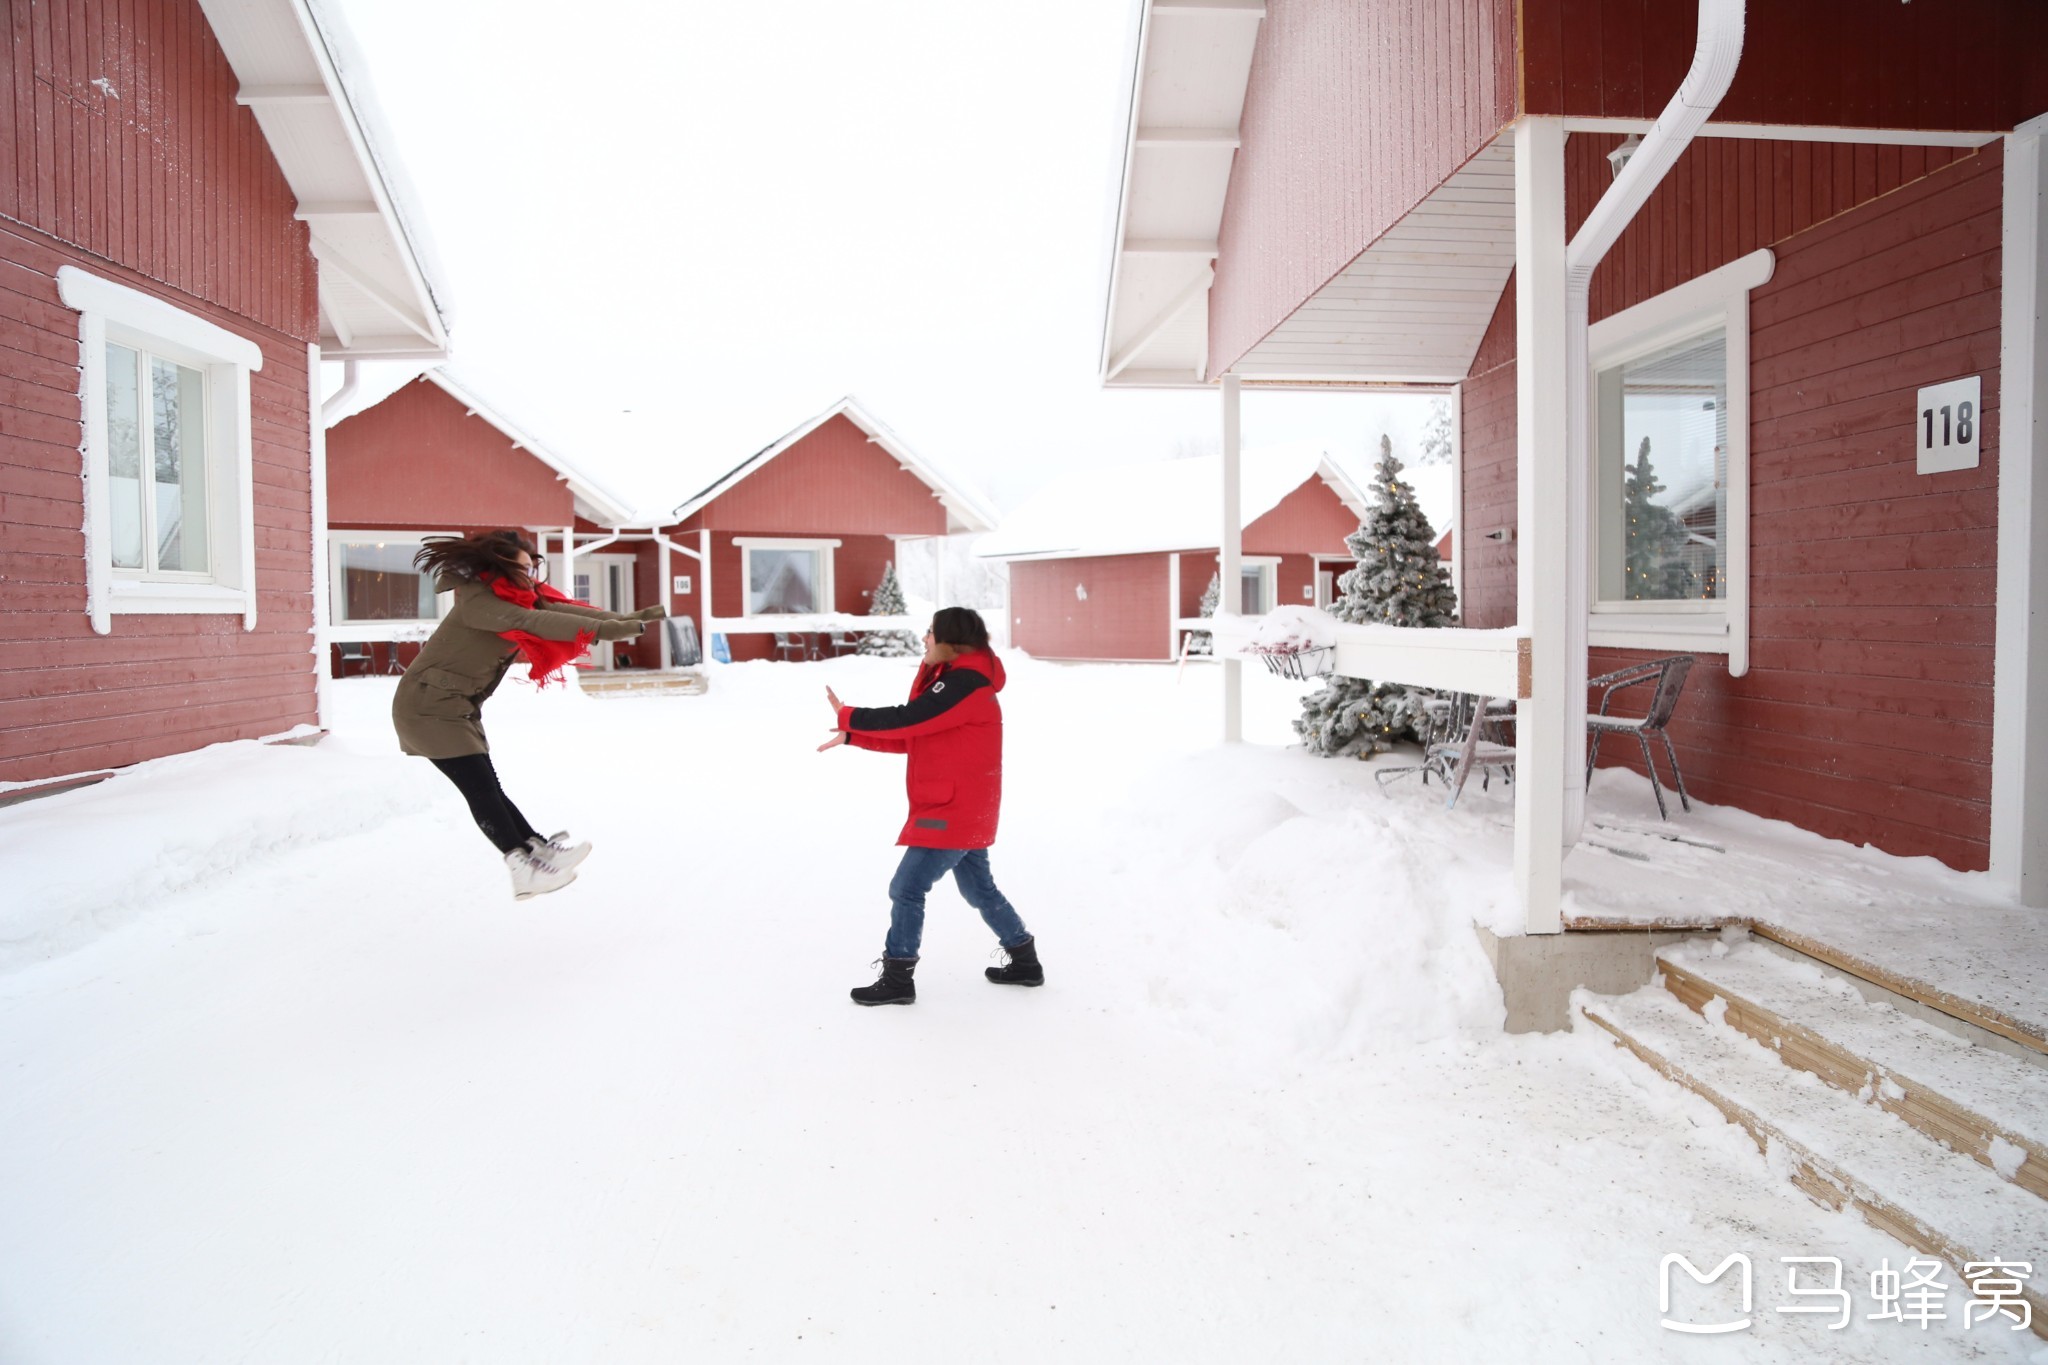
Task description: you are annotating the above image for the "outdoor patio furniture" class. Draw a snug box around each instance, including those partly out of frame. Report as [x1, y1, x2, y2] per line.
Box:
[333, 641, 373, 677]
[1375, 691, 1514, 807]
[773, 632, 806, 662]
[663, 615, 703, 667]
[1586, 654, 1695, 819]
[827, 630, 859, 657]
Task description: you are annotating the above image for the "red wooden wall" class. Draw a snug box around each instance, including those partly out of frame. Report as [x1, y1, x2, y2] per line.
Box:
[1011, 554, 1174, 662]
[1459, 138, 2005, 868]
[326, 380, 577, 529]
[1208, 0, 1517, 379]
[1521, 0, 2048, 133]
[1010, 474, 1361, 661]
[1, 0, 320, 785]
[676, 414, 948, 540]
[3, 0, 317, 340]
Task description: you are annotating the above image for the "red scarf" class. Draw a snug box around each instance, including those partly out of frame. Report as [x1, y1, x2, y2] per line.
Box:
[486, 575, 595, 688]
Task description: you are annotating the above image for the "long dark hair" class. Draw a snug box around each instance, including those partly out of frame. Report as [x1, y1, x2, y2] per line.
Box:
[930, 606, 989, 651]
[412, 530, 539, 587]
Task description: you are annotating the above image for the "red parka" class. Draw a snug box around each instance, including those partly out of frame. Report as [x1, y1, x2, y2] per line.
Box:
[837, 647, 1006, 849]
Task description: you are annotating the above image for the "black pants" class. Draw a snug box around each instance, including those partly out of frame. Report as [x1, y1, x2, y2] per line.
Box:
[431, 754, 540, 855]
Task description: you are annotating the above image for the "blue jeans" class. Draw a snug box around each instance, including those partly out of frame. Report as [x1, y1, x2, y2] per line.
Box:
[884, 846, 1031, 960]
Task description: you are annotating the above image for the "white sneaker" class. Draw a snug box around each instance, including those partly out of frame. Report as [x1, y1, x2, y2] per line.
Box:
[529, 830, 592, 873]
[506, 845, 578, 901]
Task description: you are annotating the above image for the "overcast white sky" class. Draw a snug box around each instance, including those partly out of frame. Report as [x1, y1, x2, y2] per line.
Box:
[326, 0, 1436, 516]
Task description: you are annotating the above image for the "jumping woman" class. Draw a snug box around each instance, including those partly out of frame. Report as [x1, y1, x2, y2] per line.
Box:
[821, 606, 1042, 1005]
[393, 530, 662, 900]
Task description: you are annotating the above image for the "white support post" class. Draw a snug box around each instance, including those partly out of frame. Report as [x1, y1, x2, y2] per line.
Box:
[1994, 117, 2048, 908]
[699, 529, 715, 649]
[933, 535, 948, 610]
[308, 343, 331, 727]
[558, 527, 577, 605]
[1220, 372, 1244, 742]
[1167, 551, 1183, 659]
[1513, 117, 1570, 935]
[1448, 382, 1465, 614]
[657, 531, 673, 670]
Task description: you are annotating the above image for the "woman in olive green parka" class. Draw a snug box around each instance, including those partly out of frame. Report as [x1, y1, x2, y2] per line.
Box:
[394, 529, 662, 900]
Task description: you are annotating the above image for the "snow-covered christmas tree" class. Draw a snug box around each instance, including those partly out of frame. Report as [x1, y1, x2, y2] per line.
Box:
[1622, 436, 1696, 601]
[1184, 572, 1219, 656]
[1295, 436, 1459, 757]
[856, 563, 922, 657]
[1416, 397, 1454, 465]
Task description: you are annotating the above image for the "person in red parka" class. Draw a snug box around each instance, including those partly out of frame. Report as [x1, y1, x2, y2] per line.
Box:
[820, 606, 1041, 1006]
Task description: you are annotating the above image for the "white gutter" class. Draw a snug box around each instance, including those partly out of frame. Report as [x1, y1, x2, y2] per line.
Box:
[310, 356, 360, 730]
[1560, 0, 1745, 846]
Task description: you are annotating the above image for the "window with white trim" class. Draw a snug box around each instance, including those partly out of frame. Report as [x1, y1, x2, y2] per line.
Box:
[328, 533, 451, 627]
[59, 266, 262, 635]
[1229, 557, 1279, 615]
[1587, 249, 1772, 675]
[735, 537, 839, 615]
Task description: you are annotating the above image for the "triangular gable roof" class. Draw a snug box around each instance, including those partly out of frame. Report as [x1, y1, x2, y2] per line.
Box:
[199, 0, 450, 359]
[973, 443, 1374, 561]
[418, 370, 639, 526]
[668, 396, 997, 534]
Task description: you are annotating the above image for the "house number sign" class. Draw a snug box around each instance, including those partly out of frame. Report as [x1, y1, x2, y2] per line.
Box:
[672, 575, 692, 594]
[1916, 376, 1980, 474]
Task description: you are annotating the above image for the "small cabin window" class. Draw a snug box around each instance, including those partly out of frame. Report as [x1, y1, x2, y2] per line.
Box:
[735, 538, 841, 616]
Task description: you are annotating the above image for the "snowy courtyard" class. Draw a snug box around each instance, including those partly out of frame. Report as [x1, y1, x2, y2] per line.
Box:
[1, 658, 2040, 1364]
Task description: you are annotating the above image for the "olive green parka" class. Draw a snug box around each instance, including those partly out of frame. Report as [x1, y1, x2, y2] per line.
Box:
[391, 572, 654, 759]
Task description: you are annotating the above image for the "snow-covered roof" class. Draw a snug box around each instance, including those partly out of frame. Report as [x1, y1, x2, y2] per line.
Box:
[668, 396, 998, 535]
[974, 443, 1384, 561]
[198, 0, 450, 359]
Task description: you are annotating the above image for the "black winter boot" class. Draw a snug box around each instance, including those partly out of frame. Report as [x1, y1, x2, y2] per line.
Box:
[850, 957, 917, 1006]
[985, 936, 1043, 987]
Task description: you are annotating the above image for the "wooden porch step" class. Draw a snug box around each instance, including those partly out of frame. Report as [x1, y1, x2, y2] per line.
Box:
[575, 670, 709, 698]
[1656, 942, 2047, 1202]
[1580, 986, 2048, 1338]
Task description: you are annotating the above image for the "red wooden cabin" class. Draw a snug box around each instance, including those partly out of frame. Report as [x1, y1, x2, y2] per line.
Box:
[321, 369, 640, 677]
[321, 392, 995, 670]
[977, 446, 1384, 662]
[1, 0, 446, 796]
[1101, 0, 2048, 927]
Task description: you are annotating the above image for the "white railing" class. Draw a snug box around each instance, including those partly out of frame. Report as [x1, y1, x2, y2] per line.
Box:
[1200, 614, 1530, 698]
[706, 613, 920, 636]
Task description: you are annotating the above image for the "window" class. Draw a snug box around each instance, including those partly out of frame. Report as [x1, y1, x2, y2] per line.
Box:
[735, 537, 839, 615]
[59, 266, 262, 635]
[329, 535, 450, 627]
[1587, 249, 1772, 676]
[1225, 557, 1279, 614]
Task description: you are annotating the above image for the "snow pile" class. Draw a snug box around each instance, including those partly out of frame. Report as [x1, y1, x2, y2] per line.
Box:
[0, 736, 439, 972]
[1239, 604, 1338, 654]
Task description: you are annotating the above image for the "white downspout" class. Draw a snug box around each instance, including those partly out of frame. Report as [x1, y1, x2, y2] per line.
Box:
[312, 357, 360, 731]
[1560, 0, 1744, 846]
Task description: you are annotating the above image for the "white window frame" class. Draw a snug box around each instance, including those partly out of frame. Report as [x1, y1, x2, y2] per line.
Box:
[1220, 554, 1280, 615]
[733, 536, 840, 616]
[326, 531, 456, 637]
[1585, 248, 1772, 677]
[60, 266, 263, 635]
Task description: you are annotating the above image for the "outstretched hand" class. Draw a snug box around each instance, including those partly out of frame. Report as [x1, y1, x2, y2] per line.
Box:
[825, 685, 843, 713]
[817, 731, 847, 752]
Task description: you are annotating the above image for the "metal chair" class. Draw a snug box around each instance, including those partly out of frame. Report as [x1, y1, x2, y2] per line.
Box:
[333, 641, 373, 677]
[773, 632, 805, 662]
[1375, 691, 1514, 806]
[1586, 655, 1695, 819]
[827, 630, 859, 657]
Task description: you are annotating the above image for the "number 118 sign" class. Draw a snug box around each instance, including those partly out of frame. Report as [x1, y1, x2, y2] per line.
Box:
[1917, 376, 1981, 475]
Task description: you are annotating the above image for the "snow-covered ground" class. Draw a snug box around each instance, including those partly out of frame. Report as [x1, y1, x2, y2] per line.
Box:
[1, 658, 2039, 1364]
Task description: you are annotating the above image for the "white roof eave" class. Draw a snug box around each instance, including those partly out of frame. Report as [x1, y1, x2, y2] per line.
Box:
[198, 0, 450, 360]
[1098, 0, 1264, 391]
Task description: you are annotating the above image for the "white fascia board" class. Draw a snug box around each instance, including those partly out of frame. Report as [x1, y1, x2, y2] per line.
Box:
[1314, 457, 1373, 521]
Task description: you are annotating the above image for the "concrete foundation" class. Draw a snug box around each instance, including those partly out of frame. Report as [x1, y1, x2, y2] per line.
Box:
[1476, 925, 1697, 1033]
